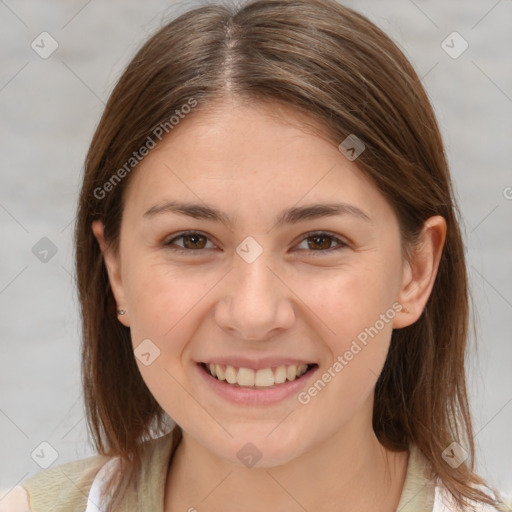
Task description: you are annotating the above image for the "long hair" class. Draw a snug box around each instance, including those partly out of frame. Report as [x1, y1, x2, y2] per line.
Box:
[75, 0, 502, 509]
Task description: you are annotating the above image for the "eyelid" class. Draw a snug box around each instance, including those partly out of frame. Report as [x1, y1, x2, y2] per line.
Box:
[164, 230, 348, 254]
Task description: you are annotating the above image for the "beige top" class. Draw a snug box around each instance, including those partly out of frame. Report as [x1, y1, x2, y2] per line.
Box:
[6, 428, 478, 511]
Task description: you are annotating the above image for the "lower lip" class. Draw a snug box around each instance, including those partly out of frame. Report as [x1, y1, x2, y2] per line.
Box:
[195, 363, 318, 406]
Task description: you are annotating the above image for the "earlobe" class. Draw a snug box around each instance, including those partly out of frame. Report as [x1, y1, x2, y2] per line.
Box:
[393, 216, 447, 329]
[91, 220, 130, 327]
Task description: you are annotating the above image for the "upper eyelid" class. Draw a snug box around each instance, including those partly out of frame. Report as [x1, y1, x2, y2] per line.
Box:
[296, 231, 347, 243]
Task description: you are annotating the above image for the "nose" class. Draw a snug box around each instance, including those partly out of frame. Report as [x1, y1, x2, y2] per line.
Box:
[213, 251, 295, 342]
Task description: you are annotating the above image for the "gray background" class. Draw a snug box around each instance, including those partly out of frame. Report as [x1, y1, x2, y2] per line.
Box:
[1, 0, 511, 500]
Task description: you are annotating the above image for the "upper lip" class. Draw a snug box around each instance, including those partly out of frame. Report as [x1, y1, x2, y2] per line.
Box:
[198, 357, 316, 371]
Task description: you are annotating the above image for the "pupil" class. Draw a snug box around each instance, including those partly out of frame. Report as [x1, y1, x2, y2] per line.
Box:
[185, 234, 205, 249]
[309, 235, 330, 250]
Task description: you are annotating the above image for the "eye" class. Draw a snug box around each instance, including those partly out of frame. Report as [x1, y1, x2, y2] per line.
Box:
[163, 230, 348, 255]
[164, 231, 216, 253]
[295, 232, 347, 253]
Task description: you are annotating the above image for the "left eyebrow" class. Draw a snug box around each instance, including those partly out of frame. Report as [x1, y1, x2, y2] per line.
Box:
[143, 200, 371, 228]
[273, 203, 371, 227]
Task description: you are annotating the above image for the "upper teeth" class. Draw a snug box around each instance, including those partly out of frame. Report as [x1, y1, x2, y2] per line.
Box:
[206, 363, 309, 388]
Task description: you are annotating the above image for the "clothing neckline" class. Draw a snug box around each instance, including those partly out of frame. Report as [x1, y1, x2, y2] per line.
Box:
[95, 428, 435, 511]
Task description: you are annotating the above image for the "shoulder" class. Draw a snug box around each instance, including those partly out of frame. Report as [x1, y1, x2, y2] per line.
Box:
[434, 481, 512, 512]
[404, 445, 511, 512]
[0, 486, 31, 512]
[12, 453, 108, 512]
[4, 429, 181, 512]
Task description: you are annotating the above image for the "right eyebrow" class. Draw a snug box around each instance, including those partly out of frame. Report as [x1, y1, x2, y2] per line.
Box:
[144, 200, 233, 226]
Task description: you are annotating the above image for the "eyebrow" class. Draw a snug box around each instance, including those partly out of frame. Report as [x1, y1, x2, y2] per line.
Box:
[143, 200, 371, 227]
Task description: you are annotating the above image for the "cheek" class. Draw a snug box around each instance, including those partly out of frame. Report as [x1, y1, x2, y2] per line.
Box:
[290, 251, 402, 406]
[293, 259, 401, 344]
[123, 260, 223, 398]
[293, 267, 399, 427]
[124, 263, 209, 419]
[124, 260, 207, 337]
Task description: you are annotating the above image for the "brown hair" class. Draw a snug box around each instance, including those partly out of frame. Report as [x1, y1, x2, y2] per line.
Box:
[75, 0, 503, 509]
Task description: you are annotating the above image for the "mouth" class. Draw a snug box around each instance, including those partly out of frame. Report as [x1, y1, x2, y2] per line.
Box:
[198, 362, 318, 389]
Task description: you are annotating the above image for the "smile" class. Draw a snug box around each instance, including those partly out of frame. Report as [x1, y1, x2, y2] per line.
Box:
[195, 360, 319, 405]
[200, 362, 315, 388]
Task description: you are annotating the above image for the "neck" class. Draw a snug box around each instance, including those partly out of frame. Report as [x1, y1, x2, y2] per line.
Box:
[164, 420, 408, 512]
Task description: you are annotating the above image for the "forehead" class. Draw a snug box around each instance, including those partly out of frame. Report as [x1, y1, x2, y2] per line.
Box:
[122, 100, 386, 219]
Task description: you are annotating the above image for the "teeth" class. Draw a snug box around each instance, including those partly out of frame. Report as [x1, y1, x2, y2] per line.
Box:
[225, 365, 237, 384]
[255, 368, 274, 386]
[205, 363, 311, 388]
[286, 365, 297, 381]
[215, 364, 225, 381]
[274, 365, 287, 384]
[237, 367, 255, 386]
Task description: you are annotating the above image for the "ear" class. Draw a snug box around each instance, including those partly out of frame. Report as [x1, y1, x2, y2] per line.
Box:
[91, 220, 130, 327]
[393, 215, 447, 329]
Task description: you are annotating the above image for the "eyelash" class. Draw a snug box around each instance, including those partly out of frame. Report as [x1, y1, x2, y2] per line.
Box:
[163, 230, 348, 255]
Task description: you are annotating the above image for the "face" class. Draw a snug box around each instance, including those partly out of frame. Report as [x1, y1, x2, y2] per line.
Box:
[95, 100, 439, 467]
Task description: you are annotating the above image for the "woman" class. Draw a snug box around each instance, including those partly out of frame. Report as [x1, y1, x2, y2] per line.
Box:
[5, 0, 510, 510]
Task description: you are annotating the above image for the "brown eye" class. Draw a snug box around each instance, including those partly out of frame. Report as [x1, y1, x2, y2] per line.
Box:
[295, 232, 347, 253]
[181, 233, 207, 249]
[307, 234, 334, 250]
[165, 231, 215, 252]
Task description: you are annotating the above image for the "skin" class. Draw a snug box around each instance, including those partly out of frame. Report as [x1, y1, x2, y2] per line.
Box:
[93, 98, 446, 512]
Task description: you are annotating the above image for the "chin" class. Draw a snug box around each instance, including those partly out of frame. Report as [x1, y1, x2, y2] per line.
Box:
[213, 425, 308, 468]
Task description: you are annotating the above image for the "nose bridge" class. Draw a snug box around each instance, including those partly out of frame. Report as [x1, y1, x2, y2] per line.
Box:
[234, 250, 276, 305]
[214, 243, 294, 340]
